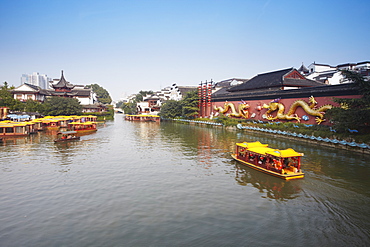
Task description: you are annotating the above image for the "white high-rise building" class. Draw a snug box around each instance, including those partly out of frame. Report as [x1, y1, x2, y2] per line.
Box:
[21, 72, 51, 89]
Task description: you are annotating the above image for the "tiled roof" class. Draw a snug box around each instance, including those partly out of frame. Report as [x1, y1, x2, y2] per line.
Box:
[24, 83, 41, 91]
[52, 71, 75, 89]
[283, 78, 323, 87]
[228, 68, 293, 91]
[213, 83, 359, 102]
[228, 68, 324, 92]
[178, 86, 197, 95]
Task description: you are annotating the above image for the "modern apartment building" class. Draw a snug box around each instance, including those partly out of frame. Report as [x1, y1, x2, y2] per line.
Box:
[21, 72, 51, 89]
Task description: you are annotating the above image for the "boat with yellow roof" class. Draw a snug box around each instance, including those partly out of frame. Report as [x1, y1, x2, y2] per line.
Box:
[0, 121, 32, 137]
[231, 141, 304, 180]
[125, 114, 160, 122]
[68, 121, 97, 133]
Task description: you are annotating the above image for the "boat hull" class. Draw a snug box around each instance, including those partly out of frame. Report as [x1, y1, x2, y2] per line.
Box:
[231, 154, 304, 180]
[74, 129, 97, 133]
[54, 137, 80, 142]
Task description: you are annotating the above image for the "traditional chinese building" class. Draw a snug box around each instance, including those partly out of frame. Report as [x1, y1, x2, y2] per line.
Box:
[12, 71, 97, 106]
[50, 70, 76, 97]
[211, 68, 361, 125]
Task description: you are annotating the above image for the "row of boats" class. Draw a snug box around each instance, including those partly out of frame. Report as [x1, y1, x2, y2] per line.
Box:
[0, 115, 98, 142]
[2, 114, 305, 180]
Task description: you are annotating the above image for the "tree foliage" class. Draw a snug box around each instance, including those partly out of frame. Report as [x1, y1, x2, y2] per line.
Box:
[88, 84, 112, 104]
[117, 91, 154, 114]
[0, 82, 20, 110]
[121, 102, 137, 115]
[40, 97, 83, 116]
[24, 99, 43, 113]
[326, 70, 370, 133]
[135, 90, 153, 102]
[159, 90, 199, 119]
[181, 90, 199, 118]
[159, 100, 182, 118]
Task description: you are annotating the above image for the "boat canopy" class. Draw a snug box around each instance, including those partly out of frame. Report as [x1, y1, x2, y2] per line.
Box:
[236, 141, 268, 148]
[246, 146, 276, 155]
[266, 148, 304, 157]
[246, 146, 303, 158]
[126, 114, 160, 118]
[57, 131, 77, 135]
[68, 121, 97, 125]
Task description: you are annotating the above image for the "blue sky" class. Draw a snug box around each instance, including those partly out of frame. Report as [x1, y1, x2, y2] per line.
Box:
[1, 0, 369, 101]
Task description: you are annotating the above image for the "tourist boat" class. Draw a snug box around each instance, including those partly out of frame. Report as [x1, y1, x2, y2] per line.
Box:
[125, 114, 160, 122]
[39, 116, 75, 130]
[67, 121, 97, 133]
[30, 119, 43, 131]
[40, 118, 62, 130]
[0, 121, 30, 137]
[231, 141, 304, 180]
[54, 131, 80, 142]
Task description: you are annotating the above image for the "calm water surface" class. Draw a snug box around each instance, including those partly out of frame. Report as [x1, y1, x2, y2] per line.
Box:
[1, 116, 369, 247]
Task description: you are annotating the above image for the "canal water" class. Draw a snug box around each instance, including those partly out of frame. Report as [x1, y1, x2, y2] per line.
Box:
[1, 115, 369, 247]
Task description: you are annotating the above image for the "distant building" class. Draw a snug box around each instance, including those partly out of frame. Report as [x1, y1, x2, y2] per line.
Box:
[21, 72, 51, 89]
[137, 95, 161, 115]
[11, 83, 49, 102]
[301, 61, 370, 85]
[133, 83, 197, 115]
[12, 71, 102, 111]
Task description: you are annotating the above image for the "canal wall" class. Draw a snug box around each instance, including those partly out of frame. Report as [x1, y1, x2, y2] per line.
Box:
[172, 119, 370, 156]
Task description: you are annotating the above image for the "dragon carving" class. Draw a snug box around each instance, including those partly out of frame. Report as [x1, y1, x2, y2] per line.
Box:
[214, 101, 250, 118]
[263, 96, 333, 124]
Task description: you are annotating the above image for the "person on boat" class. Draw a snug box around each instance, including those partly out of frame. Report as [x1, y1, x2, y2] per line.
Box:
[273, 159, 282, 171]
[239, 148, 246, 157]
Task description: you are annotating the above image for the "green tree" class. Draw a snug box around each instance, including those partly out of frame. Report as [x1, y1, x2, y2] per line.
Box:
[41, 97, 83, 116]
[158, 90, 199, 119]
[326, 70, 370, 133]
[121, 102, 137, 114]
[88, 84, 112, 104]
[135, 91, 153, 102]
[0, 83, 19, 110]
[181, 90, 199, 118]
[159, 100, 182, 118]
[116, 101, 124, 108]
[24, 99, 43, 113]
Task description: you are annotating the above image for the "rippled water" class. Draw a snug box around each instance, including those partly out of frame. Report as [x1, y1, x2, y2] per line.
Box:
[1, 116, 369, 246]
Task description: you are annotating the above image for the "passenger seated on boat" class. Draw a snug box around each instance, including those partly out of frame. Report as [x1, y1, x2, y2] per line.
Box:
[273, 159, 282, 170]
[258, 156, 266, 166]
[239, 148, 246, 157]
[284, 164, 298, 173]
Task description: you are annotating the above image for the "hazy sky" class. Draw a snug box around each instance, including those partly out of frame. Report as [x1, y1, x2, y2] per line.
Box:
[1, 0, 369, 101]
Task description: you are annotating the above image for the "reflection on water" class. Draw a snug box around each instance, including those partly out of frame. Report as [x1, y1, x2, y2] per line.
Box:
[234, 164, 301, 201]
[0, 117, 369, 246]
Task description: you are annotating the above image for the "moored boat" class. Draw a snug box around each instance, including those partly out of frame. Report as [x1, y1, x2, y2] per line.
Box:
[231, 141, 304, 180]
[54, 131, 80, 142]
[68, 121, 97, 133]
[125, 114, 160, 122]
[0, 121, 30, 137]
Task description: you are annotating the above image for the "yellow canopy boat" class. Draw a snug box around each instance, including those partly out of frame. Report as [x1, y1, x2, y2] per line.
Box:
[232, 141, 304, 180]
